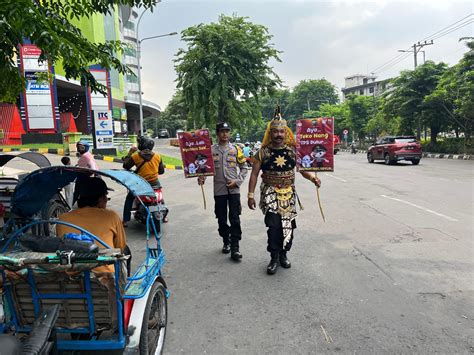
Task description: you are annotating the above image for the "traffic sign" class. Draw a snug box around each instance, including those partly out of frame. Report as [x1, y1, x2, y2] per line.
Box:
[343, 129, 349, 135]
[93, 109, 113, 149]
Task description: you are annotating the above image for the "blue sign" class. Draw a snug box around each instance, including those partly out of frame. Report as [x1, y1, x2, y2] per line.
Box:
[96, 130, 113, 136]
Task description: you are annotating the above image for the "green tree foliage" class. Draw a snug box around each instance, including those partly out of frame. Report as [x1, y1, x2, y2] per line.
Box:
[427, 39, 473, 141]
[174, 15, 281, 128]
[0, 0, 157, 102]
[383, 61, 448, 142]
[345, 94, 377, 143]
[287, 79, 339, 117]
[144, 90, 187, 137]
[315, 102, 350, 136]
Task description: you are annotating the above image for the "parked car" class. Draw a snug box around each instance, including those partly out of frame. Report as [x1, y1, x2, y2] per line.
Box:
[367, 136, 422, 165]
[158, 129, 170, 138]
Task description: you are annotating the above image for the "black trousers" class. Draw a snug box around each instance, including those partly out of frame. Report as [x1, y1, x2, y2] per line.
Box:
[265, 212, 296, 254]
[214, 194, 242, 246]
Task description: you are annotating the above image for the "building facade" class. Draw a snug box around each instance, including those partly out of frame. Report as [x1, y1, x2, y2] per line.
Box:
[15, 5, 160, 140]
[341, 74, 390, 101]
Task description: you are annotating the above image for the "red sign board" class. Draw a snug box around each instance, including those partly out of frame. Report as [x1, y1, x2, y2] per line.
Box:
[296, 117, 334, 172]
[178, 129, 215, 178]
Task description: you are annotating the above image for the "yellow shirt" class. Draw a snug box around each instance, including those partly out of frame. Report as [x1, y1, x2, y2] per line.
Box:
[131, 152, 161, 183]
[56, 207, 126, 273]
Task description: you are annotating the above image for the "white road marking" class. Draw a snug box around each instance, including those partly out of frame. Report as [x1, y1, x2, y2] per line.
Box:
[324, 173, 347, 183]
[381, 195, 458, 222]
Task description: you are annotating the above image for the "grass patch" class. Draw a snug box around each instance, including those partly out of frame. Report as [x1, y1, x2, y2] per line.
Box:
[161, 155, 182, 167]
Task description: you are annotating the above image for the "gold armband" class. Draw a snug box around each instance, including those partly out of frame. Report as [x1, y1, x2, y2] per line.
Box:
[247, 192, 255, 199]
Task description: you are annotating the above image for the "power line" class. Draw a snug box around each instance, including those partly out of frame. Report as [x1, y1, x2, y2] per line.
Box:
[430, 19, 473, 41]
[420, 13, 473, 42]
[370, 14, 473, 74]
[372, 52, 412, 74]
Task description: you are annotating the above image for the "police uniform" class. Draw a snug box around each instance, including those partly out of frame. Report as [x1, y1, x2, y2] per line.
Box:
[212, 122, 248, 258]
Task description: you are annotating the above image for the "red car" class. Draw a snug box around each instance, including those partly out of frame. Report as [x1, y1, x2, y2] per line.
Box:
[367, 136, 422, 165]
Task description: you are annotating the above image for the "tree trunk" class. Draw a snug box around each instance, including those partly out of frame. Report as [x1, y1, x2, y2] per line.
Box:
[430, 125, 439, 144]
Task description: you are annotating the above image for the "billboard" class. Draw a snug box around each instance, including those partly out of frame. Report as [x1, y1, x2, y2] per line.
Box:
[296, 117, 334, 172]
[20, 44, 57, 130]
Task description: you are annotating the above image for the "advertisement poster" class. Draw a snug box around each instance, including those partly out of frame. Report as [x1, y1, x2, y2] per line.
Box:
[296, 117, 334, 172]
[178, 129, 215, 178]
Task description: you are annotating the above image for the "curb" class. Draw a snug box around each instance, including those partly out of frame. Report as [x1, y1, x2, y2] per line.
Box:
[337, 149, 473, 160]
[0, 148, 184, 170]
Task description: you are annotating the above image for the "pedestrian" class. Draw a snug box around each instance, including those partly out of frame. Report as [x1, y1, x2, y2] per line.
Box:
[76, 141, 98, 170]
[243, 142, 251, 158]
[247, 109, 321, 274]
[122, 135, 166, 226]
[198, 122, 248, 261]
[61, 156, 74, 208]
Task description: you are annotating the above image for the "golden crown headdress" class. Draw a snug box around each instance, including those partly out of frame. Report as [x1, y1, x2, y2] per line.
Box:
[270, 105, 287, 129]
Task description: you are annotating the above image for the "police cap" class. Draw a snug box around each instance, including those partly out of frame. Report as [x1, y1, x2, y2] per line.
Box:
[216, 122, 231, 131]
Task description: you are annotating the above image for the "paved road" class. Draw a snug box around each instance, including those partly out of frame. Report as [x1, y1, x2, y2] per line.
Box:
[4, 152, 473, 353]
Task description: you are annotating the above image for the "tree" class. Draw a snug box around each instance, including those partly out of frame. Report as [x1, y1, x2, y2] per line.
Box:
[0, 0, 156, 102]
[427, 39, 473, 141]
[383, 61, 448, 142]
[144, 90, 187, 137]
[287, 79, 339, 117]
[315, 102, 350, 136]
[174, 15, 281, 128]
[345, 94, 376, 143]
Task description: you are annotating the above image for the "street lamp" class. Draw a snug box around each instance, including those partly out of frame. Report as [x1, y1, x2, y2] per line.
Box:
[136, 9, 177, 135]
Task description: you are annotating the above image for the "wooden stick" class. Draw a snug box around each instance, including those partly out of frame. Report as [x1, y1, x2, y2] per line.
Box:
[200, 184, 206, 210]
[315, 172, 326, 222]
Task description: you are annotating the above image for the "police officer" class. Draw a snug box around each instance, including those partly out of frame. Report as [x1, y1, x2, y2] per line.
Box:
[198, 122, 248, 261]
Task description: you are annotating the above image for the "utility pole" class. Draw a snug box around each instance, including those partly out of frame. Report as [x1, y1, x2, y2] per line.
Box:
[398, 40, 434, 139]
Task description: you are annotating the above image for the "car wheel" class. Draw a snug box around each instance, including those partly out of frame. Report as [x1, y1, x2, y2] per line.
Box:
[411, 159, 420, 165]
[367, 152, 374, 163]
[384, 153, 393, 165]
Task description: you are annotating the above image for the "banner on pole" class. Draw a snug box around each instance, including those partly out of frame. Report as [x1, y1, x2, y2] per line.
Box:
[178, 129, 215, 178]
[296, 117, 334, 172]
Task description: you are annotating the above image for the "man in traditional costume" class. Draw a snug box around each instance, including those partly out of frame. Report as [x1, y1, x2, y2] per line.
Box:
[248, 109, 321, 274]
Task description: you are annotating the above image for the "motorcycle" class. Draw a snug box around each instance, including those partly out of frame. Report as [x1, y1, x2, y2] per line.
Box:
[132, 185, 169, 227]
[351, 144, 358, 154]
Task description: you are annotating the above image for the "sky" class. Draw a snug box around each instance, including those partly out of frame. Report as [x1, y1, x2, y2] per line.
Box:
[137, 0, 474, 110]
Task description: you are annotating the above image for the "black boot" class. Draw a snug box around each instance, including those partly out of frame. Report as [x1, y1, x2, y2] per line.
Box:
[230, 242, 242, 261]
[267, 252, 279, 275]
[279, 251, 291, 269]
[222, 236, 230, 254]
[222, 242, 230, 254]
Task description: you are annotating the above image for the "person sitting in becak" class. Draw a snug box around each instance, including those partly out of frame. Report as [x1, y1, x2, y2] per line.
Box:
[56, 177, 127, 274]
[122, 136, 166, 225]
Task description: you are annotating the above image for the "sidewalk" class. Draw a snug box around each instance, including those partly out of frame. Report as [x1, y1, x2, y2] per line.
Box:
[0, 147, 184, 170]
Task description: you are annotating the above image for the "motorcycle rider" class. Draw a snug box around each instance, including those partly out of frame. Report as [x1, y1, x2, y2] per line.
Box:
[351, 141, 357, 154]
[122, 136, 166, 226]
[76, 140, 98, 170]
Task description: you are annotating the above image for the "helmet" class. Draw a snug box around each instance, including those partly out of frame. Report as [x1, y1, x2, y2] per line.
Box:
[76, 140, 90, 153]
[137, 136, 154, 151]
[245, 142, 250, 146]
